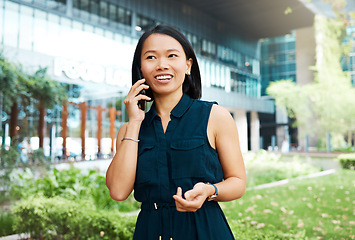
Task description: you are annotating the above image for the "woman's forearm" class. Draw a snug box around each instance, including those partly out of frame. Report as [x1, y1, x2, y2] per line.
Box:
[213, 176, 246, 202]
[106, 121, 141, 201]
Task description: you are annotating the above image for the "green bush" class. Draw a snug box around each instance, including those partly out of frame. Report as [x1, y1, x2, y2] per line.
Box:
[332, 146, 355, 152]
[0, 146, 20, 168]
[10, 167, 140, 212]
[11, 195, 136, 240]
[0, 210, 15, 237]
[337, 153, 355, 169]
[0, 146, 20, 194]
[27, 148, 48, 165]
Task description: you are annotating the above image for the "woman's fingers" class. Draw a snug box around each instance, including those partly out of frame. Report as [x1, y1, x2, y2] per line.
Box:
[123, 79, 151, 121]
[173, 187, 204, 212]
[176, 187, 182, 197]
[128, 81, 149, 98]
[173, 187, 187, 212]
[124, 80, 150, 106]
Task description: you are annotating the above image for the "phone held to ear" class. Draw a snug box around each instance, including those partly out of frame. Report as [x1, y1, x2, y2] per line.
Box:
[135, 69, 146, 111]
[138, 89, 146, 111]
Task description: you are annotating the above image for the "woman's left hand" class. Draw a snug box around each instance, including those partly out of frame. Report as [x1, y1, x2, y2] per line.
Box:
[173, 182, 214, 212]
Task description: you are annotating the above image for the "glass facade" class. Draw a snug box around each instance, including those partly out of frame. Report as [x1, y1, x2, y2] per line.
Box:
[0, 0, 267, 156]
[1, 0, 261, 93]
[344, 26, 355, 87]
[260, 33, 296, 96]
[259, 33, 297, 149]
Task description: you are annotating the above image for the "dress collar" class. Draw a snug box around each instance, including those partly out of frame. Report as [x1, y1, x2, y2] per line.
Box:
[144, 94, 194, 125]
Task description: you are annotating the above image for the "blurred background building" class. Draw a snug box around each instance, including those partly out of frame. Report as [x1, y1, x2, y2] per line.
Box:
[0, 0, 354, 159]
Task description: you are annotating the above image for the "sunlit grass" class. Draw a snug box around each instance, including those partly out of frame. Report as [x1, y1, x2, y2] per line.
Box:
[243, 150, 321, 187]
[222, 169, 355, 240]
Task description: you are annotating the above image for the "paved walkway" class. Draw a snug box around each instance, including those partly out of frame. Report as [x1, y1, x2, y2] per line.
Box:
[53, 158, 111, 173]
[0, 234, 29, 240]
[249, 169, 336, 190]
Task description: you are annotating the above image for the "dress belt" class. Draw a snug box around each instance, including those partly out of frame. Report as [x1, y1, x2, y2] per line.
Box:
[141, 202, 176, 240]
[140, 201, 218, 239]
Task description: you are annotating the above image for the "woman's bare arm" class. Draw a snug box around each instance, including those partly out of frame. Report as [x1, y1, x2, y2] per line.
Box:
[209, 104, 246, 202]
[106, 122, 140, 201]
[106, 79, 150, 201]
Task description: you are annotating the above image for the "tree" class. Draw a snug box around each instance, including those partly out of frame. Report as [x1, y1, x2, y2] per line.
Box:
[267, 1, 355, 149]
[0, 54, 30, 146]
[27, 68, 67, 149]
[1, 52, 68, 150]
[0, 53, 17, 113]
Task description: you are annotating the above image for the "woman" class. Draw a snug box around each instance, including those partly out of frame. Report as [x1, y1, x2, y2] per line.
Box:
[106, 24, 246, 240]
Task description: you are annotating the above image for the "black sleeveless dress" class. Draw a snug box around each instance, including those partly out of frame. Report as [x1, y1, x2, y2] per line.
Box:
[133, 94, 235, 240]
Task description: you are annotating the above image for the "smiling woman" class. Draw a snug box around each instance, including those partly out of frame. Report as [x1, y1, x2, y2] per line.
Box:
[140, 33, 193, 99]
[106, 24, 246, 240]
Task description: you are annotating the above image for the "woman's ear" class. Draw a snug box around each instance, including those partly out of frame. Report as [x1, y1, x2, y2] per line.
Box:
[186, 58, 193, 75]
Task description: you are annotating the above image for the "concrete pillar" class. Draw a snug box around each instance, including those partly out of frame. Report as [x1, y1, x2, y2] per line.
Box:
[131, 12, 137, 36]
[296, 26, 316, 86]
[250, 111, 260, 152]
[296, 26, 318, 149]
[275, 106, 288, 147]
[66, 0, 73, 17]
[231, 109, 248, 153]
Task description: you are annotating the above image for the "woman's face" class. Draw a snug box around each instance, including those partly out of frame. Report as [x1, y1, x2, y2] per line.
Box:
[140, 33, 192, 98]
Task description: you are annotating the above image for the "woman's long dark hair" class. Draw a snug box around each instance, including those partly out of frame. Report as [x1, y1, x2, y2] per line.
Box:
[132, 24, 202, 100]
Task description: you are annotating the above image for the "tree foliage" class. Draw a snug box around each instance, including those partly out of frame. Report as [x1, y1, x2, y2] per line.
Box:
[0, 53, 20, 112]
[0, 52, 68, 148]
[267, 80, 312, 133]
[27, 67, 67, 109]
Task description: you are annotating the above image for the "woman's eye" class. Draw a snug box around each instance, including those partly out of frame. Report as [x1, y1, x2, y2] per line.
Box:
[147, 56, 156, 59]
[169, 54, 178, 58]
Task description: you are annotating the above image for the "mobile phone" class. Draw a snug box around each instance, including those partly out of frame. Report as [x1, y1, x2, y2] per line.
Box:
[134, 68, 146, 111]
[138, 89, 146, 111]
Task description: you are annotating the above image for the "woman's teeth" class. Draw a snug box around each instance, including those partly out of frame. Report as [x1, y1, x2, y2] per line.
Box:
[156, 75, 172, 80]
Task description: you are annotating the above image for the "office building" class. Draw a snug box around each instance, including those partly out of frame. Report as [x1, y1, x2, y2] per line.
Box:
[0, 0, 332, 158]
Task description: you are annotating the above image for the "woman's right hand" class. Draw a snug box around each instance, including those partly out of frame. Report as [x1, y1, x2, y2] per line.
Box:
[124, 79, 151, 122]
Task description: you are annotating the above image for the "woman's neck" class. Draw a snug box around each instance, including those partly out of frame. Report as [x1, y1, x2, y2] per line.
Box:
[154, 91, 183, 118]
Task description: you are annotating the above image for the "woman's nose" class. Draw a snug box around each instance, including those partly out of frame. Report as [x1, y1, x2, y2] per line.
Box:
[156, 58, 169, 70]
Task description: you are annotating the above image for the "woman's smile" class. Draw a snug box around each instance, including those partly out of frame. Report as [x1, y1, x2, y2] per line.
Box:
[155, 74, 173, 81]
[155, 74, 173, 83]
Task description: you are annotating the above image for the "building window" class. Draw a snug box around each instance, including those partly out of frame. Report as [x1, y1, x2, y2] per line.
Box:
[19, 5, 34, 50]
[201, 39, 216, 58]
[136, 14, 155, 32]
[108, 3, 116, 20]
[99, 1, 108, 25]
[118, 7, 131, 26]
[72, 0, 131, 27]
[3, 1, 19, 48]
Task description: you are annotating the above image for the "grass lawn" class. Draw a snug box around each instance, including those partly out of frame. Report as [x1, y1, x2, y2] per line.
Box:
[221, 169, 355, 240]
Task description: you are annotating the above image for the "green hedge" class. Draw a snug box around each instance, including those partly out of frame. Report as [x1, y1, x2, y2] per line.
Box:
[0, 210, 14, 236]
[10, 167, 140, 212]
[337, 153, 355, 169]
[11, 195, 136, 240]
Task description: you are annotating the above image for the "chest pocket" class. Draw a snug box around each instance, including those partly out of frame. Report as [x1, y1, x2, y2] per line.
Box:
[170, 138, 206, 179]
[136, 144, 155, 185]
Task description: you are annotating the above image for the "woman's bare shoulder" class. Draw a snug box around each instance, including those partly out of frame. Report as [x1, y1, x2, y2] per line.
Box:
[210, 104, 234, 122]
[209, 104, 237, 134]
